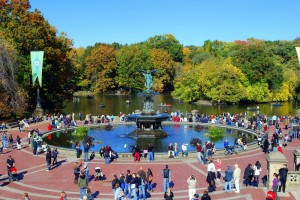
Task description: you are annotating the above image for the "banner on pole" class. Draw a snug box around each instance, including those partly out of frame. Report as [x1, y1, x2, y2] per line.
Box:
[296, 47, 300, 65]
[31, 51, 44, 87]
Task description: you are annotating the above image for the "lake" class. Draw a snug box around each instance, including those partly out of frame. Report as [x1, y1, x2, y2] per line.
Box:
[63, 94, 298, 117]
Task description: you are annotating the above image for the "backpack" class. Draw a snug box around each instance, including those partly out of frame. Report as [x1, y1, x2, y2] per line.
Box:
[163, 168, 169, 178]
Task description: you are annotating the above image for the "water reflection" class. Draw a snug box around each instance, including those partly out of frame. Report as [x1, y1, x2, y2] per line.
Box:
[43, 124, 256, 153]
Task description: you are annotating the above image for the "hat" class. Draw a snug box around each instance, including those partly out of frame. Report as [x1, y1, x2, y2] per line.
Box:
[234, 164, 238, 167]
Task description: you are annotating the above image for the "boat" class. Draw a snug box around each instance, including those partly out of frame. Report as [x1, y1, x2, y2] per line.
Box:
[271, 103, 283, 106]
[247, 106, 260, 111]
[99, 103, 106, 108]
[126, 100, 131, 104]
[160, 103, 172, 107]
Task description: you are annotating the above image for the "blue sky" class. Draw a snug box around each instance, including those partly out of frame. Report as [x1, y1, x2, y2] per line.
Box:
[29, 0, 300, 48]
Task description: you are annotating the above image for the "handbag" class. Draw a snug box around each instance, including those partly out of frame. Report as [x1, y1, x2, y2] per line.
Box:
[278, 181, 281, 186]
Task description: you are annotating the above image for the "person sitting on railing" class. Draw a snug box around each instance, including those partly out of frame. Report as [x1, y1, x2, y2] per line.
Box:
[168, 143, 174, 158]
[0, 122, 8, 130]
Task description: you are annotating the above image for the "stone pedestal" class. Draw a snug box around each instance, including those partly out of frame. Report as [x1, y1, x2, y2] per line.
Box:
[293, 147, 300, 171]
[34, 107, 44, 118]
[266, 152, 288, 190]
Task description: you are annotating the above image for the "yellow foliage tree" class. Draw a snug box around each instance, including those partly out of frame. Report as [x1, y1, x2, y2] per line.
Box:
[84, 44, 117, 93]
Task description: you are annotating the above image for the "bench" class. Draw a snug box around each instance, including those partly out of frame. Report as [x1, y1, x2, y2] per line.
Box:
[7, 122, 19, 129]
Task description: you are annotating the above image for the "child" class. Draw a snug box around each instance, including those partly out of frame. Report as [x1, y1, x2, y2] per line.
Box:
[283, 134, 289, 147]
[59, 191, 67, 200]
[89, 151, 95, 160]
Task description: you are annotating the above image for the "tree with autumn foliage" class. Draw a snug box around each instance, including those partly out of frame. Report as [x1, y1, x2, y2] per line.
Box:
[84, 44, 117, 93]
[172, 58, 249, 103]
[0, 0, 79, 112]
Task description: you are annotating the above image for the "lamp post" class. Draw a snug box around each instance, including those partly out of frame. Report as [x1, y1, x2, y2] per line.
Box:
[31, 25, 44, 118]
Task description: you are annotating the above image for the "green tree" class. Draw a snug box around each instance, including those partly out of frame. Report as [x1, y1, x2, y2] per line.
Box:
[147, 34, 183, 62]
[116, 43, 151, 93]
[231, 42, 283, 90]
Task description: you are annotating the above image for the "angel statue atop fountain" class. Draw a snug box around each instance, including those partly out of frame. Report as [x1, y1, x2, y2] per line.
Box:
[138, 69, 159, 91]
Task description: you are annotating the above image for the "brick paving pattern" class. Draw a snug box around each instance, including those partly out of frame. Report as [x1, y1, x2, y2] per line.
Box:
[0, 121, 298, 200]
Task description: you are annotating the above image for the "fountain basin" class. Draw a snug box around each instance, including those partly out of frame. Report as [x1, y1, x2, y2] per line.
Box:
[42, 123, 258, 153]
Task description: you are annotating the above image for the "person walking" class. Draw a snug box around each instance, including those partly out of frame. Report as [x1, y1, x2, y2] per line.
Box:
[207, 160, 216, 173]
[78, 170, 88, 200]
[243, 164, 254, 186]
[6, 155, 15, 181]
[206, 168, 216, 193]
[75, 142, 81, 158]
[46, 148, 52, 171]
[224, 166, 233, 193]
[196, 143, 203, 164]
[73, 162, 82, 184]
[82, 162, 89, 182]
[16, 135, 22, 150]
[8, 134, 13, 151]
[233, 164, 241, 193]
[278, 164, 288, 193]
[216, 159, 222, 180]
[162, 165, 171, 193]
[32, 137, 38, 156]
[0, 139, 3, 155]
[187, 175, 197, 200]
[253, 161, 262, 186]
[52, 147, 59, 166]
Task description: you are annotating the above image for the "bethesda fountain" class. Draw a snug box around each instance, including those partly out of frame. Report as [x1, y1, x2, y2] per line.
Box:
[127, 69, 169, 138]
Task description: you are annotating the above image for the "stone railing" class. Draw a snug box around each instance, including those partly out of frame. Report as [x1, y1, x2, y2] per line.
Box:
[287, 171, 300, 190]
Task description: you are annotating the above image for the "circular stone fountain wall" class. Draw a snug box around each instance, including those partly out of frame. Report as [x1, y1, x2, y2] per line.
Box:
[43, 123, 258, 153]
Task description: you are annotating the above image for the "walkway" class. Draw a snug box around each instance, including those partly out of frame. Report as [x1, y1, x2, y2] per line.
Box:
[0, 121, 299, 200]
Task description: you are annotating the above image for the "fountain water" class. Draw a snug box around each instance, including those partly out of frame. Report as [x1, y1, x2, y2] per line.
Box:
[127, 69, 169, 138]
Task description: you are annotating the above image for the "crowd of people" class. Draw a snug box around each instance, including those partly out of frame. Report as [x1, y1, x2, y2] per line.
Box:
[1, 111, 300, 200]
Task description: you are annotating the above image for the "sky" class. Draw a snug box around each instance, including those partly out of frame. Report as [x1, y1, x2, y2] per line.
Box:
[29, 0, 300, 48]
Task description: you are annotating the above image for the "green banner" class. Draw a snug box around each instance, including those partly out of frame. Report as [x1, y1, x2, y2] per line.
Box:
[31, 51, 44, 87]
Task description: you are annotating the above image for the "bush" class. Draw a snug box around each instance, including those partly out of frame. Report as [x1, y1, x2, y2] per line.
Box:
[205, 127, 224, 141]
[72, 126, 89, 141]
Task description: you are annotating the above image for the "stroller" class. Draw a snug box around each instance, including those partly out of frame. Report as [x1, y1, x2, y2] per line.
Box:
[9, 166, 18, 182]
[94, 167, 104, 181]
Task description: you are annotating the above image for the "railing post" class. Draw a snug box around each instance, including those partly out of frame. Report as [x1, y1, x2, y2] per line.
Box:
[266, 152, 288, 190]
